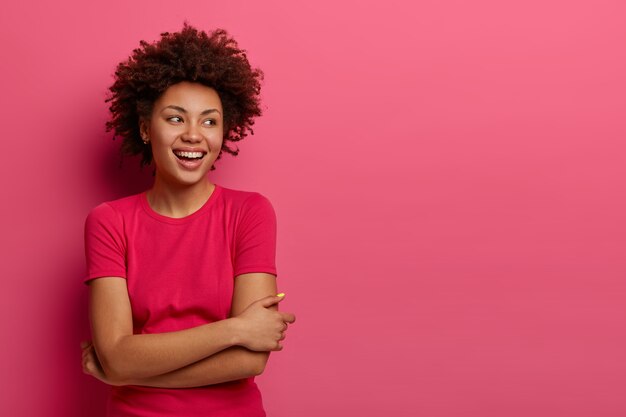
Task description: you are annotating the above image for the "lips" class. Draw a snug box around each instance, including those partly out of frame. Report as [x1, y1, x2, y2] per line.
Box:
[173, 149, 207, 160]
[172, 148, 207, 169]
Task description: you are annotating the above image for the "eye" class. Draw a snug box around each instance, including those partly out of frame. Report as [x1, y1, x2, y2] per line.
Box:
[167, 116, 183, 123]
[203, 119, 216, 126]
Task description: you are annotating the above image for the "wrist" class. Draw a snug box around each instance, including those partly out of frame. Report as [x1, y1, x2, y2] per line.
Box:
[224, 317, 244, 347]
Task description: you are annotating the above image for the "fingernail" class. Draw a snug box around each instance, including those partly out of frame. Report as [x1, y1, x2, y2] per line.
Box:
[277, 293, 285, 297]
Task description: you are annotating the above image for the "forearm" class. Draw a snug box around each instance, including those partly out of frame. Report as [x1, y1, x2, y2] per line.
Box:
[99, 318, 241, 382]
[122, 347, 269, 388]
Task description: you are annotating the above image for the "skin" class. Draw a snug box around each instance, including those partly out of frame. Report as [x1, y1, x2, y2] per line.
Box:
[141, 81, 225, 218]
[81, 82, 296, 387]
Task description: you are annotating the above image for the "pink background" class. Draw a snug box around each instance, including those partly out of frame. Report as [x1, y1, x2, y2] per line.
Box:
[1, 1, 625, 416]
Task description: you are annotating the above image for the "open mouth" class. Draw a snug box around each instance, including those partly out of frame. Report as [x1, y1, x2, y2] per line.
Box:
[173, 150, 206, 161]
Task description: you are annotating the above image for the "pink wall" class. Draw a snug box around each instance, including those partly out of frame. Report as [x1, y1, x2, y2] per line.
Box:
[1, 0, 624, 416]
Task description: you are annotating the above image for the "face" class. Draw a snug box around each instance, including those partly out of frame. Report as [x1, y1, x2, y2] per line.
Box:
[140, 81, 224, 188]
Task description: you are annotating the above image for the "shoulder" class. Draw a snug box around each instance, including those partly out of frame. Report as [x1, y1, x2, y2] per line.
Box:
[218, 185, 275, 213]
[85, 193, 143, 228]
[218, 186, 277, 235]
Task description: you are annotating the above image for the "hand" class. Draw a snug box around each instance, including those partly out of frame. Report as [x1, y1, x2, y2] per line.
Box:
[81, 340, 125, 386]
[233, 294, 296, 352]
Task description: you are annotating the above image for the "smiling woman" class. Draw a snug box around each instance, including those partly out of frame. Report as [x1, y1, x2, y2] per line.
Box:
[81, 24, 295, 417]
[140, 82, 225, 213]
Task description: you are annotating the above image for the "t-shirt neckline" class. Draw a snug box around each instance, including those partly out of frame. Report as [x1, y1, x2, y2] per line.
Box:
[140, 184, 222, 224]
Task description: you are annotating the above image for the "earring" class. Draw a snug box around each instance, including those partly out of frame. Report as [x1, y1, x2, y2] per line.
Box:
[142, 137, 149, 145]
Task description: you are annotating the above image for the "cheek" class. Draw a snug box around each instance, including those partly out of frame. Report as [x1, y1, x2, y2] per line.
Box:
[209, 132, 224, 151]
[150, 142, 172, 163]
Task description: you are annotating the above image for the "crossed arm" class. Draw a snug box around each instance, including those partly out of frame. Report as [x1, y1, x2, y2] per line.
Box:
[82, 272, 295, 388]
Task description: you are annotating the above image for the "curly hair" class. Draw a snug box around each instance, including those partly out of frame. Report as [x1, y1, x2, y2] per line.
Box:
[105, 23, 264, 169]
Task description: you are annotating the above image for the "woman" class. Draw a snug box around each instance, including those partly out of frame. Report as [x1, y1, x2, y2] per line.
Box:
[80, 24, 295, 417]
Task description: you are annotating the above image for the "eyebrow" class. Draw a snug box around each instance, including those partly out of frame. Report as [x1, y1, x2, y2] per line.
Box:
[161, 105, 222, 116]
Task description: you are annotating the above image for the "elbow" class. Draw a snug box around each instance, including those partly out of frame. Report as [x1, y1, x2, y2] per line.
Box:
[104, 364, 130, 384]
[96, 344, 133, 384]
[99, 354, 129, 384]
[248, 352, 270, 376]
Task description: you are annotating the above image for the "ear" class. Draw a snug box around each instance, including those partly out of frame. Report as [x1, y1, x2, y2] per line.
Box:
[139, 118, 150, 142]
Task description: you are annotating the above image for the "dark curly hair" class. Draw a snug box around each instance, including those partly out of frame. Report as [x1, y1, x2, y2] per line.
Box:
[105, 23, 264, 169]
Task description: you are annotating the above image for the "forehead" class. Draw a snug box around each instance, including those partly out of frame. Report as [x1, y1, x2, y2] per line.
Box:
[155, 81, 222, 111]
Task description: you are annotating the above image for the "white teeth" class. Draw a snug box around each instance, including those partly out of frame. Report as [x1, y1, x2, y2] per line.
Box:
[174, 151, 204, 159]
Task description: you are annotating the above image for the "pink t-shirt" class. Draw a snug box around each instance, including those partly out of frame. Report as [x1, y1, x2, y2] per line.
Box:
[84, 184, 277, 417]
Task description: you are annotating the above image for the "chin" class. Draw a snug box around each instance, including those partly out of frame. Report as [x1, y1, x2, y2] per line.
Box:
[177, 173, 209, 186]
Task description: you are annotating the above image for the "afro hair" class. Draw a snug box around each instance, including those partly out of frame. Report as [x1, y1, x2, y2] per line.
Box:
[105, 23, 264, 169]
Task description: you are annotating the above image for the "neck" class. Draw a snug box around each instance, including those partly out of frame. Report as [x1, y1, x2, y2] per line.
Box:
[147, 175, 215, 218]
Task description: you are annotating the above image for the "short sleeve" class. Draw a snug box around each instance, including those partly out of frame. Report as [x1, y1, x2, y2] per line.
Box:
[84, 203, 127, 284]
[233, 193, 278, 278]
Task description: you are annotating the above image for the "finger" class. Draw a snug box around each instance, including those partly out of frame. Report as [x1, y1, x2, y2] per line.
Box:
[280, 312, 296, 324]
[83, 344, 93, 358]
[259, 293, 286, 308]
[85, 360, 94, 374]
[83, 347, 91, 360]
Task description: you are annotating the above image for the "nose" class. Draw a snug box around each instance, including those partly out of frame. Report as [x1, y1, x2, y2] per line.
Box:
[181, 123, 202, 143]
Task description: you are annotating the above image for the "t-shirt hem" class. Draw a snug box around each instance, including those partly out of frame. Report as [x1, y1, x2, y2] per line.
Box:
[84, 273, 127, 285]
[233, 267, 278, 278]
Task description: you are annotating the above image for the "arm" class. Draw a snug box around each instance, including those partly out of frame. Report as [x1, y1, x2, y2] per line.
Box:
[88, 276, 238, 383]
[133, 272, 295, 387]
[83, 344, 268, 388]
[84, 273, 295, 388]
[88, 274, 292, 385]
[127, 347, 268, 388]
